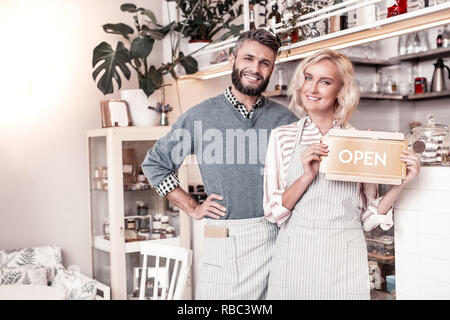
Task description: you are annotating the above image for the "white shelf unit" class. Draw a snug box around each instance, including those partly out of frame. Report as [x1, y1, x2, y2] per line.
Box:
[179, 0, 450, 80]
[87, 126, 191, 300]
[93, 236, 181, 254]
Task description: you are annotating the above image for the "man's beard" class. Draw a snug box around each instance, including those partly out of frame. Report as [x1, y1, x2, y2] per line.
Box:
[231, 64, 271, 96]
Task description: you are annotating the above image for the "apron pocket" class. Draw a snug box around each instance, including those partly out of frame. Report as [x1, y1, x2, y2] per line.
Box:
[199, 236, 238, 285]
[346, 239, 370, 296]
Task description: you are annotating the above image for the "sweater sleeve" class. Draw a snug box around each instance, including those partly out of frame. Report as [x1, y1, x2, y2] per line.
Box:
[141, 110, 195, 195]
[263, 129, 292, 227]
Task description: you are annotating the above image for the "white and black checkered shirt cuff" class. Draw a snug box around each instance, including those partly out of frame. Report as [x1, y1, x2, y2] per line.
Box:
[154, 172, 180, 197]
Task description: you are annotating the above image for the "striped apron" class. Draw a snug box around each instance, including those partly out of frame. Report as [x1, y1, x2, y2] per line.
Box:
[196, 217, 278, 300]
[267, 120, 370, 300]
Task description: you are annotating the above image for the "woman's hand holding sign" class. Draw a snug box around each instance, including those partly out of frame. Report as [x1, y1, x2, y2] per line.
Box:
[301, 143, 329, 182]
[400, 150, 420, 185]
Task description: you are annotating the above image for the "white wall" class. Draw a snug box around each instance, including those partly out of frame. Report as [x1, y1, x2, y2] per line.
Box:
[0, 0, 163, 276]
[394, 167, 450, 299]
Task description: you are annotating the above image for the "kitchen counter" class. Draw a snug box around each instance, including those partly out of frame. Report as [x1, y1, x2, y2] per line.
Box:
[394, 166, 450, 299]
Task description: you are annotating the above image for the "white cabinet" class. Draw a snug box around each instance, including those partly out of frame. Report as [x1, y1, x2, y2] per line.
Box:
[87, 126, 191, 300]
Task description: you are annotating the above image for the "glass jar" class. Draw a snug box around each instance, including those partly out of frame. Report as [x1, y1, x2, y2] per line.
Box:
[398, 34, 408, 55]
[383, 76, 397, 94]
[275, 67, 287, 91]
[412, 114, 449, 165]
[441, 134, 450, 165]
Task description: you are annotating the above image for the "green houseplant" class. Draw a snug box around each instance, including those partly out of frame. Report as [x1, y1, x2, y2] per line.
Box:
[168, 0, 244, 42]
[92, 3, 199, 98]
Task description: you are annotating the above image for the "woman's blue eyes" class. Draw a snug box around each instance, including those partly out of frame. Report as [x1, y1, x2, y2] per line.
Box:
[305, 76, 330, 85]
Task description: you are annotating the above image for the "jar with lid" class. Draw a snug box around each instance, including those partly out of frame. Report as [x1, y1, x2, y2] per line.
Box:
[161, 215, 170, 231]
[382, 76, 397, 94]
[165, 226, 176, 238]
[412, 114, 449, 165]
[136, 201, 150, 231]
[125, 218, 136, 230]
[441, 134, 450, 165]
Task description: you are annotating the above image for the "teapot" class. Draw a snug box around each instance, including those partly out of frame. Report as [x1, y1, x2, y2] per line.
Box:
[430, 58, 450, 92]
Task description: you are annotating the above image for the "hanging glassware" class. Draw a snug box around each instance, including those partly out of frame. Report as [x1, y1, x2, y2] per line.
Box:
[398, 34, 408, 55]
[412, 32, 423, 53]
[418, 30, 430, 52]
[405, 32, 415, 54]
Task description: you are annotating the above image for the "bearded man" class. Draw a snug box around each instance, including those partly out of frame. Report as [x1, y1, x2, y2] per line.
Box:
[141, 29, 298, 300]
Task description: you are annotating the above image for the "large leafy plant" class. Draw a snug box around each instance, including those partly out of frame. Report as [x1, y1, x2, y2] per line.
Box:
[92, 3, 199, 97]
[168, 0, 244, 42]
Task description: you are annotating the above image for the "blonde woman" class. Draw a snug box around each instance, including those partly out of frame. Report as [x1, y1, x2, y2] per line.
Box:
[263, 49, 420, 300]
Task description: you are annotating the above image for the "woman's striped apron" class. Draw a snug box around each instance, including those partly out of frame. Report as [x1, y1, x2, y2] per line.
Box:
[267, 119, 370, 300]
[196, 217, 278, 300]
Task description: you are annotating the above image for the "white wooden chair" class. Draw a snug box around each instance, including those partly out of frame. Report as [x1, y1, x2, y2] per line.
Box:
[139, 243, 192, 300]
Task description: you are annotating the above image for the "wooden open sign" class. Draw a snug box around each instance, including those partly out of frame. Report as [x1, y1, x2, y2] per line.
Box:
[319, 129, 408, 185]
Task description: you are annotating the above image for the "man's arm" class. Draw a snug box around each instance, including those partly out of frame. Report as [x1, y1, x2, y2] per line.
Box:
[166, 187, 226, 220]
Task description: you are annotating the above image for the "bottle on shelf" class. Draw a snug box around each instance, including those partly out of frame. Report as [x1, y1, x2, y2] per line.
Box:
[387, 0, 408, 17]
[418, 30, 430, 52]
[437, 29, 443, 48]
[376, 0, 388, 20]
[398, 0, 408, 13]
[275, 67, 288, 91]
[330, 0, 348, 32]
[347, 8, 357, 28]
[356, 2, 377, 26]
[282, 0, 299, 44]
[443, 25, 450, 48]
[268, 0, 281, 29]
[249, 3, 256, 30]
[383, 75, 398, 94]
[407, 0, 421, 12]
[398, 34, 408, 55]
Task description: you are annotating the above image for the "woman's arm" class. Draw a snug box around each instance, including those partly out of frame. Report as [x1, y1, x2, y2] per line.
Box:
[263, 130, 292, 225]
[377, 150, 420, 214]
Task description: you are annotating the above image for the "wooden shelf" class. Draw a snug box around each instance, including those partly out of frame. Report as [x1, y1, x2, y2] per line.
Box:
[263, 89, 288, 97]
[396, 46, 450, 62]
[360, 93, 405, 100]
[93, 236, 180, 253]
[407, 90, 450, 100]
[265, 92, 406, 100]
[349, 57, 399, 67]
[368, 252, 395, 265]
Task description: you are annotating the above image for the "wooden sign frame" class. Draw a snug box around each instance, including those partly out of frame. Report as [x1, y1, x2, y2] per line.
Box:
[319, 129, 407, 185]
[100, 99, 133, 128]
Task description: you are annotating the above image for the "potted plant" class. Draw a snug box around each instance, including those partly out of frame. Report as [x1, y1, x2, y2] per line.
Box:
[168, 0, 244, 43]
[92, 3, 200, 126]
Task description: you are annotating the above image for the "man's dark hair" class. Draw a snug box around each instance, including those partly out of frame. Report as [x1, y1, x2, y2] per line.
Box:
[232, 29, 280, 57]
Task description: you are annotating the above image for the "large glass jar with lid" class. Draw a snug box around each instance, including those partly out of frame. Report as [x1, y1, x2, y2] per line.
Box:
[411, 114, 449, 165]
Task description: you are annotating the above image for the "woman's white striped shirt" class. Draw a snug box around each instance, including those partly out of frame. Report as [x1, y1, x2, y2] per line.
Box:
[263, 117, 393, 230]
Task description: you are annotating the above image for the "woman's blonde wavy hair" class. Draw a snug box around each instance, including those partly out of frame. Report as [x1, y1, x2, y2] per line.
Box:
[288, 49, 360, 126]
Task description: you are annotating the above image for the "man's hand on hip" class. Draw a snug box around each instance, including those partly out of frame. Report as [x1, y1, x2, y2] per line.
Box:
[189, 194, 227, 220]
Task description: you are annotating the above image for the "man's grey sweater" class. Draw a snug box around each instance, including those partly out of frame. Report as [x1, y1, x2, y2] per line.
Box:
[142, 93, 298, 220]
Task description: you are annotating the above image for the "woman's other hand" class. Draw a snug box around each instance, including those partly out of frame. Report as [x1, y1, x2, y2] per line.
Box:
[400, 150, 420, 185]
[302, 143, 329, 182]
